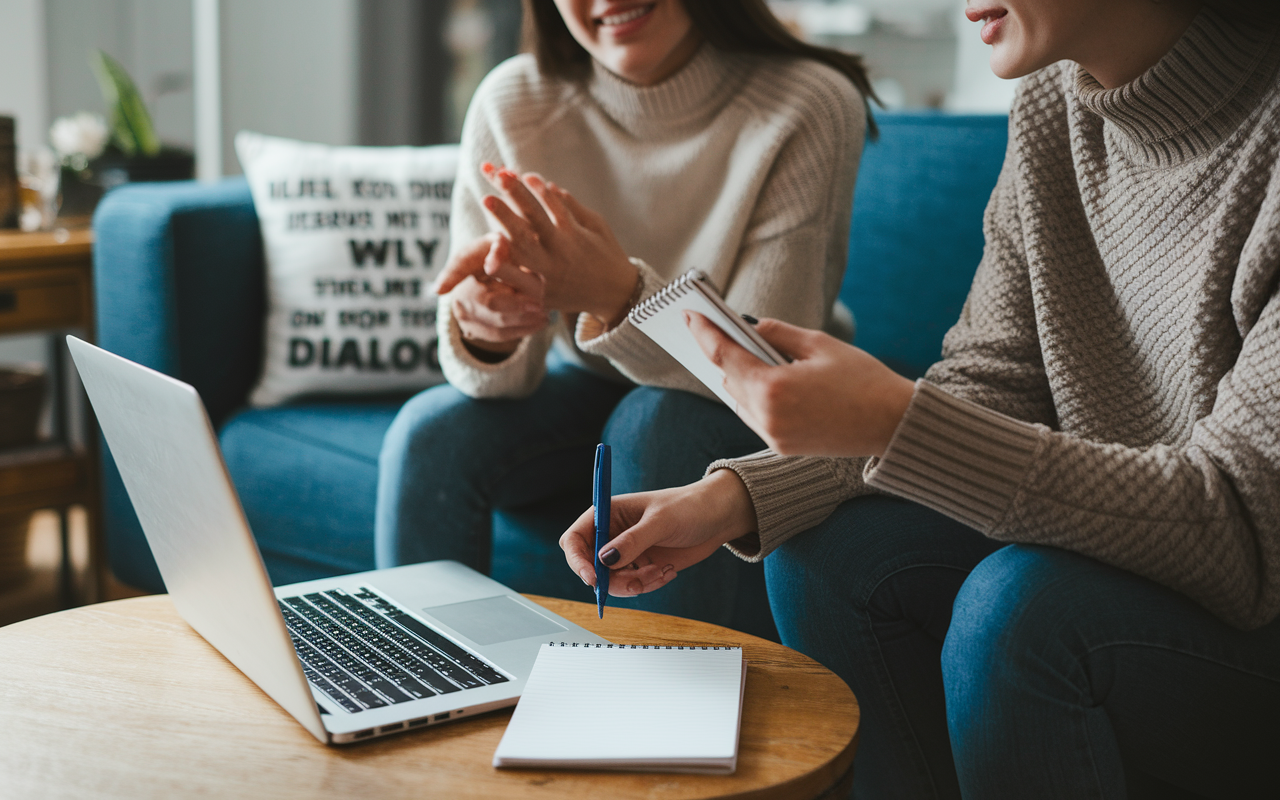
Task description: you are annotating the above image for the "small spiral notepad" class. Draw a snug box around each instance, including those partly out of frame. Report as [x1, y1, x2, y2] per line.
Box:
[492, 642, 747, 774]
[629, 271, 785, 407]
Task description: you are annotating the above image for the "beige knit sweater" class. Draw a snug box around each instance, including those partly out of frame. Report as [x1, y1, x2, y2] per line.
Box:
[437, 45, 863, 399]
[715, 9, 1280, 630]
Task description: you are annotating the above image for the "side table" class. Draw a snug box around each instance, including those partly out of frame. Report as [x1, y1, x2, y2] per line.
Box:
[0, 228, 101, 606]
[0, 594, 860, 799]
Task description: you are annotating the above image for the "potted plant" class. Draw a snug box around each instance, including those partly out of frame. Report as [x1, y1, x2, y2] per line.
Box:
[53, 50, 195, 217]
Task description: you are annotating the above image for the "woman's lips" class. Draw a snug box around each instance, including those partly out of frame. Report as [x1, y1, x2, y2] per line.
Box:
[594, 3, 655, 37]
[965, 6, 1008, 46]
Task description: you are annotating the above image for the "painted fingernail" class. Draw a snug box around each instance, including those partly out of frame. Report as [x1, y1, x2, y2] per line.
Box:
[741, 313, 758, 325]
[481, 162, 495, 173]
[579, 569, 592, 586]
[600, 548, 620, 567]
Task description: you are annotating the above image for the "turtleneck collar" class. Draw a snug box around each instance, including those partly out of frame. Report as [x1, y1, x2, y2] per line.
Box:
[1073, 8, 1280, 168]
[587, 44, 744, 136]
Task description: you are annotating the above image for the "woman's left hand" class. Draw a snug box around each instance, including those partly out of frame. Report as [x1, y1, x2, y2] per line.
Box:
[687, 313, 917, 458]
[435, 166, 640, 326]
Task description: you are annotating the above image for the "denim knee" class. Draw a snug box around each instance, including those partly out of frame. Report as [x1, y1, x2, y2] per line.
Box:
[943, 545, 1070, 675]
[380, 383, 487, 470]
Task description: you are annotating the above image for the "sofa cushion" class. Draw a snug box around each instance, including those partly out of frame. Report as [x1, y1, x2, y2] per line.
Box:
[235, 132, 458, 407]
[218, 402, 402, 584]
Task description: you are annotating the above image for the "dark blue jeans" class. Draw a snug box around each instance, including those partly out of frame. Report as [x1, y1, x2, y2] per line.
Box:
[375, 358, 767, 624]
[765, 495, 1280, 799]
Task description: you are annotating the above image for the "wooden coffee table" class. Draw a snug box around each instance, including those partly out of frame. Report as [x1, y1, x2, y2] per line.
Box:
[0, 594, 858, 799]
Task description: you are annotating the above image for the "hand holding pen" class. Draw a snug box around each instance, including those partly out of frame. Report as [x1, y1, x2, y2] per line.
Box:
[560, 460, 756, 600]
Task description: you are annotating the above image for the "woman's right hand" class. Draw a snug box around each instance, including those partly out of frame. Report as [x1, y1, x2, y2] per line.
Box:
[560, 470, 759, 597]
[443, 234, 550, 356]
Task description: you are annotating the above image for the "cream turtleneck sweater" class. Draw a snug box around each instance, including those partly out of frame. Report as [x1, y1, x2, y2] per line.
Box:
[716, 9, 1280, 630]
[437, 45, 864, 399]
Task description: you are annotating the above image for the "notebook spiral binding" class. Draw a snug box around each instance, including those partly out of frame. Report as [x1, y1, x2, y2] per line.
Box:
[628, 270, 707, 324]
[549, 642, 739, 650]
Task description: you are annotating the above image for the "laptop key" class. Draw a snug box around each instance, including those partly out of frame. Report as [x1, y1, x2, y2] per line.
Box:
[388, 612, 509, 686]
[323, 591, 485, 691]
[308, 594, 460, 696]
[283, 618, 388, 711]
[326, 589, 506, 687]
[285, 599, 413, 704]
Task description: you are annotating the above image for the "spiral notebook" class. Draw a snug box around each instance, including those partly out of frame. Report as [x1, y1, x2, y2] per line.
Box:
[628, 271, 786, 406]
[492, 643, 747, 774]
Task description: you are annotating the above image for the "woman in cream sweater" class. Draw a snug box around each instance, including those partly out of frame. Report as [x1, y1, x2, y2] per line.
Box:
[375, 0, 872, 625]
[563, 0, 1280, 796]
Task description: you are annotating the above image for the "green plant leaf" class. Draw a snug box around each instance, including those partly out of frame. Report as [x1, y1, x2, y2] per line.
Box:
[90, 49, 161, 157]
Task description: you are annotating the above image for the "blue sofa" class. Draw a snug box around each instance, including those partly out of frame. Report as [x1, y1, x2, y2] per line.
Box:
[92, 112, 1008, 641]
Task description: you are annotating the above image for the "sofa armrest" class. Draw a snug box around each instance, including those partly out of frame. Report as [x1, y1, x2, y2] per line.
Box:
[92, 178, 264, 591]
[93, 177, 264, 427]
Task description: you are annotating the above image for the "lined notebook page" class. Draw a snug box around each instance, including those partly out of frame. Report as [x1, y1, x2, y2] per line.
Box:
[493, 643, 746, 774]
[629, 272, 782, 407]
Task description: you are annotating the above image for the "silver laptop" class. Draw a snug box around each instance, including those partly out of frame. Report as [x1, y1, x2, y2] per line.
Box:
[67, 336, 608, 744]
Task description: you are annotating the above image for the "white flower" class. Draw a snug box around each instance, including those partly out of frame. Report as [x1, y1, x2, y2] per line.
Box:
[49, 112, 109, 163]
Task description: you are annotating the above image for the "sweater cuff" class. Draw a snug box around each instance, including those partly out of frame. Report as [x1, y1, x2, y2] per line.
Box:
[706, 450, 856, 562]
[864, 380, 1046, 532]
[575, 258, 668, 360]
[436, 296, 550, 399]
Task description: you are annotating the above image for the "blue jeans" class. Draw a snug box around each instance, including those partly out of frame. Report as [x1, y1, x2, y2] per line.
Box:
[376, 358, 768, 625]
[765, 495, 1280, 799]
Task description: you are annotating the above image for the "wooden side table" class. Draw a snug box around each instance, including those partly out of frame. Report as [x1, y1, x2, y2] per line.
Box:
[0, 228, 101, 605]
[0, 594, 860, 799]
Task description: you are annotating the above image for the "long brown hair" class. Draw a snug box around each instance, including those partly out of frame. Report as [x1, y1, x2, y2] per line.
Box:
[1205, 0, 1280, 22]
[522, 0, 878, 135]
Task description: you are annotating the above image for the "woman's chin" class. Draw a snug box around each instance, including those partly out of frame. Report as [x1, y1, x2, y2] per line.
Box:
[988, 49, 1037, 81]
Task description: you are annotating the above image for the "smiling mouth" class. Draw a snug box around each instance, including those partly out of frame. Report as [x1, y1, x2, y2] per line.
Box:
[595, 4, 655, 28]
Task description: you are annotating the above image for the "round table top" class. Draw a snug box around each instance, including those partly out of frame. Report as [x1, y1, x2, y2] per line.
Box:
[0, 594, 858, 800]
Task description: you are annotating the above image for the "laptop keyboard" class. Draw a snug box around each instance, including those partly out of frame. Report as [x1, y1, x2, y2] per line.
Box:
[279, 587, 508, 714]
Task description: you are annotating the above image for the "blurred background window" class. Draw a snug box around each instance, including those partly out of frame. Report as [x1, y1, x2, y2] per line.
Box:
[0, 0, 1014, 180]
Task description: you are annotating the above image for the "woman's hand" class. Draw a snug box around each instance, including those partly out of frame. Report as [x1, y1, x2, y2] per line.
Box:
[560, 470, 758, 597]
[687, 313, 916, 458]
[439, 165, 639, 326]
[440, 234, 550, 356]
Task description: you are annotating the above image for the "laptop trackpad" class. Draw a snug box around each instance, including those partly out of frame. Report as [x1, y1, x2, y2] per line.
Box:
[424, 596, 567, 646]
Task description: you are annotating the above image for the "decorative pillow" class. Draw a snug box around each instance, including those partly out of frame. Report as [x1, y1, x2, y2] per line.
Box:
[236, 131, 457, 406]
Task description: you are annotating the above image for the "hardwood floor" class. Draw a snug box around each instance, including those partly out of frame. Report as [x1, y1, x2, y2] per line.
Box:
[0, 509, 147, 627]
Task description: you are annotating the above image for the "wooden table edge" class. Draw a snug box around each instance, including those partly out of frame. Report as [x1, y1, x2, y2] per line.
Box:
[2, 592, 859, 800]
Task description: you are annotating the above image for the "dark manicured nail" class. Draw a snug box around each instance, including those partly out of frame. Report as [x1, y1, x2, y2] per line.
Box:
[741, 314, 758, 325]
[601, 548, 620, 567]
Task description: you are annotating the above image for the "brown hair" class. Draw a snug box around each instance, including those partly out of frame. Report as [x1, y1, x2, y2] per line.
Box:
[1204, 0, 1280, 22]
[521, 0, 878, 135]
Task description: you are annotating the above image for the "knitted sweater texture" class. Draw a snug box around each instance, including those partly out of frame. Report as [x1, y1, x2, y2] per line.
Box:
[437, 46, 863, 399]
[716, 10, 1280, 630]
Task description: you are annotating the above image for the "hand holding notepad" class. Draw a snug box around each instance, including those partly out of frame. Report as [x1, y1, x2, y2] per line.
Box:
[493, 643, 747, 773]
[628, 271, 786, 406]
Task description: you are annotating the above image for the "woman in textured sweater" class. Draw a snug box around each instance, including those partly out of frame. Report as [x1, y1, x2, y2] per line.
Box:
[563, 0, 1280, 796]
[375, 0, 871, 625]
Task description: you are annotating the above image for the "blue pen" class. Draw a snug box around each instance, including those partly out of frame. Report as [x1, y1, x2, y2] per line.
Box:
[593, 444, 611, 618]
